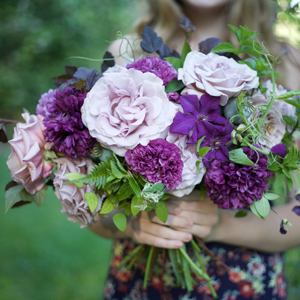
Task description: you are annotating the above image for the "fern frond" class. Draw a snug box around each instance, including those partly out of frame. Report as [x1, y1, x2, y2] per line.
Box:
[68, 158, 111, 188]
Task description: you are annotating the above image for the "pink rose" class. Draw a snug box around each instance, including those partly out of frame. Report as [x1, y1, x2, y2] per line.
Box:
[166, 132, 205, 197]
[6, 113, 52, 194]
[248, 94, 285, 150]
[53, 157, 104, 228]
[178, 51, 259, 105]
[81, 69, 178, 156]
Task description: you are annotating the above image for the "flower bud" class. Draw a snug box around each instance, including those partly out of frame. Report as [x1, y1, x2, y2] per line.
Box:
[231, 130, 236, 139]
[237, 134, 243, 143]
[237, 124, 246, 133]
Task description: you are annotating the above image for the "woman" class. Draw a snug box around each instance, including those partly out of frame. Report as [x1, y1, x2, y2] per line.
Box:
[90, 0, 300, 299]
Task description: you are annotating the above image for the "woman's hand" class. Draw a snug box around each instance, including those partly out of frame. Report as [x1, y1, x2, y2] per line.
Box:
[149, 190, 220, 242]
[126, 202, 194, 249]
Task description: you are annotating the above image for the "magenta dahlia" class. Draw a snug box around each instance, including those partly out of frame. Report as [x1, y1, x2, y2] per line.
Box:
[43, 87, 95, 158]
[204, 147, 274, 209]
[125, 139, 183, 190]
[126, 56, 177, 86]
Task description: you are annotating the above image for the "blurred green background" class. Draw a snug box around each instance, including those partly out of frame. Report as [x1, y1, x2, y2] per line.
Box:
[1, 0, 300, 299]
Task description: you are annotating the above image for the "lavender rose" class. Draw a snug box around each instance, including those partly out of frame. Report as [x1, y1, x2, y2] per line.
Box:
[7, 113, 53, 194]
[81, 69, 178, 156]
[248, 94, 285, 150]
[205, 147, 274, 209]
[178, 51, 259, 105]
[54, 157, 104, 228]
[166, 133, 205, 197]
[125, 139, 184, 190]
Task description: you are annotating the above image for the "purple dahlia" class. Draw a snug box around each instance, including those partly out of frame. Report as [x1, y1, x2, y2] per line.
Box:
[126, 55, 177, 86]
[204, 147, 274, 209]
[43, 87, 95, 158]
[125, 139, 183, 190]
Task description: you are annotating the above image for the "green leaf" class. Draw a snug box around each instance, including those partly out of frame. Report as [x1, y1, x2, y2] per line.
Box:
[229, 148, 254, 166]
[211, 42, 238, 54]
[128, 176, 141, 197]
[198, 147, 211, 158]
[283, 115, 296, 127]
[111, 160, 126, 179]
[33, 185, 47, 207]
[250, 202, 263, 218]
[196, 136, 205, 153]
[99, 199, 115, 214]
[155, 201, 168, 223]
[235, 210, 248, 218]
[108, 192, 119, 204]
[165, 79, 185, 93]
[113, 212, 127, 232]
[143, 182, 165, 193]
[254, 196, 270, 218]
[180, 39, 192, 62]
[240, 25, 259, 41]
[165, 57, 182, 71]
[276, 91, 300, 100]
[145, 202, 155, 212]
[228, 24, 242, 42]
[84, 192, 99, 213]
[65, 173, 83, 188]
[118, 180, 134, 201]
[5, 185, 32, 213]
[124, 204, 131, 217]
[264, 193, 279, 200]
[112, 153, 128, 175]
[131, 195, 144, 216]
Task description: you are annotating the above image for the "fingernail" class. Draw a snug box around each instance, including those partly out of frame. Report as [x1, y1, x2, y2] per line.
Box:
[185, 234, 192, 242]
[174, 207, 181, 214]
[176, 241, 183, 248]
[186, 220, 193, 227]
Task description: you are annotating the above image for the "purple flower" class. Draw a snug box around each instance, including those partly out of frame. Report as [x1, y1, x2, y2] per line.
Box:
[204, 147, 274, 209]
[126, 56, 177, 86]
[271, 144, 287, 158]
[43, 87, 96, 158]
[201, 120, 234, 168]
[170, 94, 226, 144]
[167, 92, 181, 103]
[36, 89, 57, 117]
[179, 17, 196, 33]
[125, 139, 183, 190]
[292, 206, 300, 216]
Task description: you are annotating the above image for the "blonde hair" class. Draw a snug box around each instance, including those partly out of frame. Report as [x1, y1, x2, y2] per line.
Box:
[133, 0, 281, 55]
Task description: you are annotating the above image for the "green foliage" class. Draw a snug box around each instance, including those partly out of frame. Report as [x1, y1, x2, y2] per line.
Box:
[155, 201, 168, 223]
[84, 192, 99, 213]
[235, 211, 248, 218]
[99, 199, 115, 214]
[198, 147, 211, 158]
[5, 185, 32, 213]
[229, 148, 254, 166]
[65, 173, 84, 188]
[250, 195, 271, 219]
[33, 185, 48, 207]
[112, 212, 127, 232]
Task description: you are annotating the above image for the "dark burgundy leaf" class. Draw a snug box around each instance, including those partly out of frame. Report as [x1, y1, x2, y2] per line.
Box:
[65, 65, 78, 76]
[101, 51, 115, 72]
[12, 200, 32, 209]
[217, 52, 242, 62]
[5, 181, 19, 191]
[51, 74, 74, 87]
[0, 124, 8, 143]
[199, 37, 222, 54]
[280, 220, 287, 234]
[156, 44, 181, 59]
[292, 205, 300, 216]
[140, 25, 163, 53]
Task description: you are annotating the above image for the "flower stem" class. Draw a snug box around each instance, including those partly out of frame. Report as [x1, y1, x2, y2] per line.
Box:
[143, 246, 154, 288]
[0, 119, 19, 124]
[117, 244, 143, 270]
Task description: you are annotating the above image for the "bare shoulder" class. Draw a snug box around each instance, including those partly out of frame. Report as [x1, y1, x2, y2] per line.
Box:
[107, 33, 141, 66]
[280, 43, 300, 90]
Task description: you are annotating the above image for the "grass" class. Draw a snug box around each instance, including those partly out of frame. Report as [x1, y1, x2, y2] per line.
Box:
[1, 143, 300, 300]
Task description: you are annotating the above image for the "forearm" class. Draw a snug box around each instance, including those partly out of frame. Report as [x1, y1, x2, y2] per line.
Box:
[209, 199, 300, 253]
[89, 211, 131, 239]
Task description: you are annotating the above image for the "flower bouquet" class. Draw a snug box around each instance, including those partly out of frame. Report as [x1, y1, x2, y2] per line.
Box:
[3, 19, 300, 297]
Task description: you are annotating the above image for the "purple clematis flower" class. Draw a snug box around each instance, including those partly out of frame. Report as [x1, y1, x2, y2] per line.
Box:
[200, 120, 234, 168]
[271, 144, 287, 158]
[170, 94, 226, 144]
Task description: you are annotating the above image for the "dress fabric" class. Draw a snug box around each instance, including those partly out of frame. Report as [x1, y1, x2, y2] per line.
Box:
[104, 239, 287, 300]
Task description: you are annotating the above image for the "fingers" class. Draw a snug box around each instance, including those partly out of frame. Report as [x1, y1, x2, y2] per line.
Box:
[177, 211, 219, 227]
[130, 217, 192, 249]
[173, 224, 212, 240]
[168, 199, 217, 214]
[148, 210, 193, 228]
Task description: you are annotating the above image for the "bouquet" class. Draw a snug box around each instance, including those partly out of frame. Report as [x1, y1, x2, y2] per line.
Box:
[3, 18, 300, 297]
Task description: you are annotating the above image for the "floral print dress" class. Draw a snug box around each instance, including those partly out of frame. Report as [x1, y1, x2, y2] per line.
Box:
[104, 240, 287, 300]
